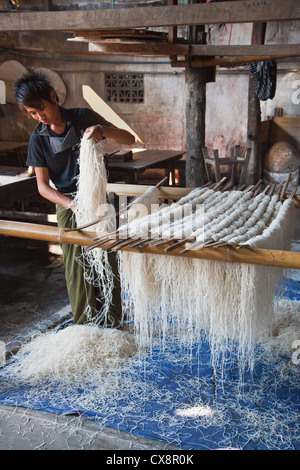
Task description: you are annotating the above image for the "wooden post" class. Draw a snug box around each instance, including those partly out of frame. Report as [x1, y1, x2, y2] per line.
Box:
[185, 67, 207, 187]
[185, 0, 207, 188]
[246, 22, 267, 184]
[168, 0, 177, 63]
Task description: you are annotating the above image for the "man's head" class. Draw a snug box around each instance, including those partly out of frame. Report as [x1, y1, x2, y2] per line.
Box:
[13, 69, 59, 125]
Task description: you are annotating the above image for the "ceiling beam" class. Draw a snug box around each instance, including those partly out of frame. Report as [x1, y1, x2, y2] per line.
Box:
[4, 45, 299, 67]
[170, 54, 300, 68]
[87, 43, 300, 58]
[0, 0, 299, 32]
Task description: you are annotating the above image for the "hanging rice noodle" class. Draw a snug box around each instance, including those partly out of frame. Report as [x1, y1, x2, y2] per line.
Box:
[126, 185, 160, 225]
[73, 135, 114, 324]
[117, 188, 295, 372]
[69, 139, 296, 373]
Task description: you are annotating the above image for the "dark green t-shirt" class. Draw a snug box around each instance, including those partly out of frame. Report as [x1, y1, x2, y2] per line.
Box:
[26, 106, 110, 194]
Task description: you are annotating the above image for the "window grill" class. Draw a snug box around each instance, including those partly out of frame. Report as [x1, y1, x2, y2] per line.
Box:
[105, 73, 144, 103]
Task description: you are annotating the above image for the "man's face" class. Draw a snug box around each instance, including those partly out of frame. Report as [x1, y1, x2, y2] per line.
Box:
[23, 100, 57, 125]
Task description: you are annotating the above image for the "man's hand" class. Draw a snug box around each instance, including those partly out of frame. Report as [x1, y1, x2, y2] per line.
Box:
[68, 200, 78, 214]
[84, 125, 104, 142]
[85, 124, 135, 145]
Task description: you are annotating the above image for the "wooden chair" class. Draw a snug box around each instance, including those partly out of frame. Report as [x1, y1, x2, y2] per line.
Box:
[203, 145, 252, 186]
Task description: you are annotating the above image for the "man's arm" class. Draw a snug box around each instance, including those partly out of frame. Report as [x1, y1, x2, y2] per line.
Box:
[79, 107, 135, 145]
[84, 124, 135, 145]
[35, 167, 77, 212]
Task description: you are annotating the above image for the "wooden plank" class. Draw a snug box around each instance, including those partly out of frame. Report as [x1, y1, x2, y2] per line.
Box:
[0, 177, 38, 204]
[168, 0, 178, 63]
[239, 147, 252, 185]
[106, 183, 191, 200]
[170, 53, 300, 68]
[269, 117, 300, 151]
[0, 219, 300, 270]
[189, 44, 300, 57]
[259, 119, 271, 144]
[231, 145, 240, 185]
[202, 147, 213, 181]
[0, 141, 28, 152]
[168, 0, 178, 44]
[0, 0, 299, 32]
[212, 149, 221, 182]
[76, 29, 168, 38]
[88, 42, 300, 57]
[206, 156, 253, 165]
[9, 44, 300, 61]
[107, 150, 184, 172]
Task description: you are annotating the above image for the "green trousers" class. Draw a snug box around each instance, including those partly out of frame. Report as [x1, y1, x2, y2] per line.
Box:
[56, 204, 122, 326]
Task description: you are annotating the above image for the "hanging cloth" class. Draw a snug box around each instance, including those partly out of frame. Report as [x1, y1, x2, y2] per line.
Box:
[249, 60, 277, 101]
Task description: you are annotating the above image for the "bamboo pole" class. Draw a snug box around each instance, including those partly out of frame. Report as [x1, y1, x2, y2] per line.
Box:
[1, 219, 300, 270]
[105, 183, 300, 208]
[107, 183, 192, 200]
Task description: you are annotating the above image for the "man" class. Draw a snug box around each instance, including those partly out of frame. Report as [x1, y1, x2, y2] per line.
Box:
[13, 69, 135, 326]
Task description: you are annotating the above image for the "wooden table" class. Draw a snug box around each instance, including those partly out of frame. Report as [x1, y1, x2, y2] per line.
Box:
[0, 166, 37, 205]
[0, 141, 29, 167]
[106, 149, 185, 185]
[0, 141, 29, 153]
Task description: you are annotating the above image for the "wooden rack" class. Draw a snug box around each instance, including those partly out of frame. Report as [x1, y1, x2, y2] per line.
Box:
[0, 179, 299, 270]
[0, 218, 299, 270]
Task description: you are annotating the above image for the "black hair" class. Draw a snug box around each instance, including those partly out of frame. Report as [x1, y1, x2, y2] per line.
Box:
[13, 68, 58, 111]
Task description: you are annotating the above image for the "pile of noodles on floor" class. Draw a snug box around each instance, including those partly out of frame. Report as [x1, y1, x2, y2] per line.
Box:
[8, 325, 138, 388]
[1, 296, 299, 450]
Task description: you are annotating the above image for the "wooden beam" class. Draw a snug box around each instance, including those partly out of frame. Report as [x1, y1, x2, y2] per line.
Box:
[7, 44, 300, 63]
[168, 0, 178, 63]
[0, 219, 300, 270]
[87, 43, 300, 58]
[0, 0, 299, 32]
[246, 22, 266, 184]
[168, 0, 178, 45]
[105, 183, 300, 208]
[170, 54, 300, 68]
[106, 183, 191, 200]
[185, 0, 207, 188]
